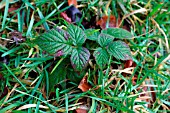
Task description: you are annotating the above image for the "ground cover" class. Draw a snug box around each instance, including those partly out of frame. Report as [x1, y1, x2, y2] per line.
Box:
[0, 0, 170, 112]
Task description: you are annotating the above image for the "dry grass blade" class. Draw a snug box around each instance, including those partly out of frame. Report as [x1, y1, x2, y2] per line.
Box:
[151, 18, 169, 53]
[17, 104, 48, 110]
[119, 7, 147, 27]
[1, 83, 19, 107]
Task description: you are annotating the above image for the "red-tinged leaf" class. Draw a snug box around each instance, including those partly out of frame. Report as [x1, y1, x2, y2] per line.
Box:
[96, 15, 121, 29]
[76, 108, 87, 113]
[78, 74, 91, 92]
[60, 12, 72, 23]
[68, 0, 77, 7]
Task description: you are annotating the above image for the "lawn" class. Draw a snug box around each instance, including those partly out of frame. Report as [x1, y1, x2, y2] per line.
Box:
[0, 0, 170, 113]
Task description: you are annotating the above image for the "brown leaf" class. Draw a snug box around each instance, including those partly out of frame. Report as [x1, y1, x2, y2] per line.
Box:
[150, 87, 156, 103]
[122, 24, 130, 31]
[60, 12, 72, 23]
[123, 59, 136, 77]
[75, 108, 87, 113]
[9, 30, 25, 44]
[78, 73, 91, 92]
[124, 59, 133, 68]
[66, 6, 82, 23]
[96, 15, 121, 29]
[41, 85, 47, 99]
[8, 4, 21, 19]
[8, 7, 19, 13]
[132, 75, 137, 85]
[68, 0, 77, 7]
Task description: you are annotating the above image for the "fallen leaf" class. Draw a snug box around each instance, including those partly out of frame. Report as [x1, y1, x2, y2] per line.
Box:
[0, 0, 16, 9]
[131, 75, 137, 85]
[96, 15, 121, 29]
[124, 59, 133, 68]
[60, 12, 72, 23]
[76, 108, 87, 113]
[75, 105, 88, 113]
[138, 86, 151, 108]
[8, 7, 19, 13]
[9, 30, 25, 44]
[49, 92, 56, 99]
[78, 73, 91, 92]
[68, 0, 77, 7]
[122, 23, 131, 31]
[66, 5, 82, 23]
[8, 4, 22, 19]
[150, 87, 156, 103]
[41, 85, 47, 99]
[123, 59, 136, 77]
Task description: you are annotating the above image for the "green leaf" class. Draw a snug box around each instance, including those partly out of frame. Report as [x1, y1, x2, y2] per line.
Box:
[85, 29, 100, 41]
[49, 61, 67, 92]
[35, 28, 72, 56]
[102, 28, 133, 39]
[67, 69, 85, 83]
[97, 33, 113, 47]
[70, 47, 90, 71]
[107, 41, 132, 60]
[93, 47, 109, 68]
[67, 24, 86, 46]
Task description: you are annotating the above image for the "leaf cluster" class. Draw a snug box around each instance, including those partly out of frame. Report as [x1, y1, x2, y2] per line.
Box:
[35, 24, 133, 71]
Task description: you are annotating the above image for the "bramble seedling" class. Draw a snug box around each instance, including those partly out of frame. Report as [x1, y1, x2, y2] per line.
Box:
[35, 24, 133, 71]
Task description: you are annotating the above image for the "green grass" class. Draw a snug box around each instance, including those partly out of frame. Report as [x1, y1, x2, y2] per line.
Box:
[0, 0, 170, 113]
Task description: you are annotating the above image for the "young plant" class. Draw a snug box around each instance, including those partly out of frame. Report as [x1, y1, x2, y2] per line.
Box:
[34, 24, 133, 71]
